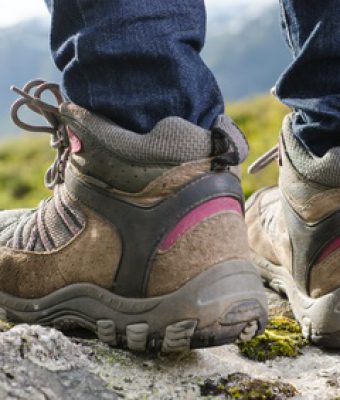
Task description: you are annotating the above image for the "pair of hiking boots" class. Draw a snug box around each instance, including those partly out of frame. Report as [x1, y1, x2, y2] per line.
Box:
[0, 80, 339, 352]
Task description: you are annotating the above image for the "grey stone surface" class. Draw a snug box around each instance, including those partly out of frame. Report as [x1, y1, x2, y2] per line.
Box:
[0, 325, 117, 400]
[0, 290, 339, 400]
[266, 287, 294, 319]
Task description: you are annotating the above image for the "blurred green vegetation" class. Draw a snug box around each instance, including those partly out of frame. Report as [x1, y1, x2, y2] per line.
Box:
[0, 135, 53, 209]
[0, 94, 289, 209]
[228, 94, 289, 198]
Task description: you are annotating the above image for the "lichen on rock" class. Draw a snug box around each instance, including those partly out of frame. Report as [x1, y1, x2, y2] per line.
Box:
[0, 324, 118, 399]
[199, 372, 297, 399]
[237, 316, 308, 362]
[1, 324, 89, 371]
[0, 319, 13, 332]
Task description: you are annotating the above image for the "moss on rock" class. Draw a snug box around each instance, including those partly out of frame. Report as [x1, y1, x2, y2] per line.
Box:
[0, 319, 13, 332]
[199, 372, 297, 399]
[238, 316, 308, 362]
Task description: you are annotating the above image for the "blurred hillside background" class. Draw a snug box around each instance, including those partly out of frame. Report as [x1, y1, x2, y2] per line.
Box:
[0, 0, 289, 208]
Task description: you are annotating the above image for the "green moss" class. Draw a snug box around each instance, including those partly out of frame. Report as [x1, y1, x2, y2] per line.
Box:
[94, 346, 125, 366]
[200, 373, 297, 399]
[0, 319, 14, 332]
[95, 348, 120, 365]
[91, 341, 137, 368]
[238, 317, 308, 362]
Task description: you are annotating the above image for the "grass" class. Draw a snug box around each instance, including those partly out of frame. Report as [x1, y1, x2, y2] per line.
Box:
[0, 135, 53, 209]
[0, 94, 289, 209]
[227, 94, 289, 198]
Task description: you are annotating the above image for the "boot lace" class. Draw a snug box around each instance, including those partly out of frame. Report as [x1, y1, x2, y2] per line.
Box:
[10, 79, 69, 190]
[247, 144, 279, 174]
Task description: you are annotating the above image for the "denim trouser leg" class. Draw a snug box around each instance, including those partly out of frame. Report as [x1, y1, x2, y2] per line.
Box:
[276, 0, 340, 156]
[45, 0, 224, 134]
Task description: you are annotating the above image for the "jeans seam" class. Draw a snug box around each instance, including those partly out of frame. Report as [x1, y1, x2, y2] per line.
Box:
[279, 0, 296, 57]
[75, 0, 94, 109]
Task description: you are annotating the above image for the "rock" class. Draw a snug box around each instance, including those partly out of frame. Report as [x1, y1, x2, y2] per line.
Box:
[266, 288, 294, 319]
[0, 360, 117, 400]
[1, 324, 88, 371]
[0, 324, 117, 399]
[199, 372, 297, 399]
[0, 289, 340, 399]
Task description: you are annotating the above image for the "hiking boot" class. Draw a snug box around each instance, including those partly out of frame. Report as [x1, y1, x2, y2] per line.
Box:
[0, 79, 267, 352]
[246, 114, 340, 348]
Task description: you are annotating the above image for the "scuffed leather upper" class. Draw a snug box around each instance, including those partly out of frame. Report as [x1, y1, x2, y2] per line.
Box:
[0, 92, 251, 299]
[246, 116, 340, 298]
[246, 187, 292, 274]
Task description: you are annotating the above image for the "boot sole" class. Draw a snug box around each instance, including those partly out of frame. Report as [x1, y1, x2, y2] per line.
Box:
[252, 251, 340, 348]
[0, 260, 267, 353]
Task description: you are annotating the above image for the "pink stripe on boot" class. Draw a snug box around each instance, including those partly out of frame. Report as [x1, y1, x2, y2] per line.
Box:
[159, 197, 242, 252]
[316, 237, 340, 264]
[67, 128, 83, 153]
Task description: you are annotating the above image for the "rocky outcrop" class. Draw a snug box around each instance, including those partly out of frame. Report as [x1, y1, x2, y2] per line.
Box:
[1, 290, 340, 399]
[0, 325, 116, 399]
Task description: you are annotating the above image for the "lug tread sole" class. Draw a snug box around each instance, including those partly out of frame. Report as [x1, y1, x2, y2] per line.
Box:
[0, 261, 268, 353]
[0, 306, 262, 353]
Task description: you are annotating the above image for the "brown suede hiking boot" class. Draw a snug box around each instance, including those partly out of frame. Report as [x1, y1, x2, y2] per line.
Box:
[0, 80, 267, 353]
[246, 114, 340, 348]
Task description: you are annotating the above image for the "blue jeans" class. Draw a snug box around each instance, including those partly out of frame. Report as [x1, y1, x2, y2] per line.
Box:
[46, 0, 340, 155]
[276, 0, 340, 156]
[45, 0, 224, 134]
